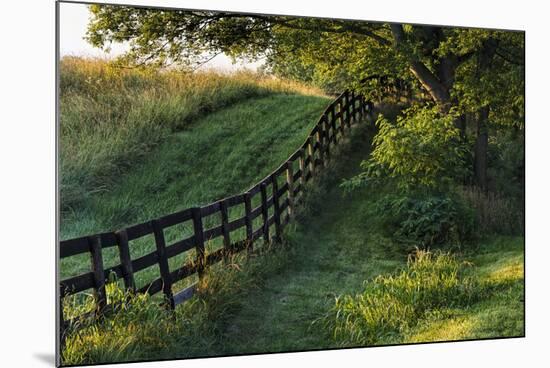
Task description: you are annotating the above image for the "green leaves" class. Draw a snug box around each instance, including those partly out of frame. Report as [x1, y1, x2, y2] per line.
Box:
[351, 105, 468, 192]
[376, 193, 475, 246]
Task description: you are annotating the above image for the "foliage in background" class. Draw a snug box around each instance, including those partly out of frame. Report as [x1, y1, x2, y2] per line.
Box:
[343, 105, 468, 192]
[263, 25, 410, 97]
[372, 193, 475, 247]
[445, 30, 525, 129]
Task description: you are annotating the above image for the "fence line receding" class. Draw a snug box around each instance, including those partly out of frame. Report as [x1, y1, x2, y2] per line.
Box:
[59, 90, 373, 336]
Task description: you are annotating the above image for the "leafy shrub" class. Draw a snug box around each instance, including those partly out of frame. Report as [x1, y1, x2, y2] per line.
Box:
[372, 192, 475, 247]
[324, 249, 483, 346]
[343, 105, 468, 192]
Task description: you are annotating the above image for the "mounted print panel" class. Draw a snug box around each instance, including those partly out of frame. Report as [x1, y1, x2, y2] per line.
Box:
[56, 1, 525, 366]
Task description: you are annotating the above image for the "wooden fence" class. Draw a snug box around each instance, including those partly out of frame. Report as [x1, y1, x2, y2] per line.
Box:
[59, 90, 373, 337]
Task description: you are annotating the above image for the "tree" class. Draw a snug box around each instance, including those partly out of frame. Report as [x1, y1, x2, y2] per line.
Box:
[86, 5, 524, 190]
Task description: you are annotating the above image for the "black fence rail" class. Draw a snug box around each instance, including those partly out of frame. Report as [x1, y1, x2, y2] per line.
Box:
[59, 89, 373, 338]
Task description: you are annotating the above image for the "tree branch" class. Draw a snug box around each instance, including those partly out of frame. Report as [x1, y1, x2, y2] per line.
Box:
[390, 24, 450, 106]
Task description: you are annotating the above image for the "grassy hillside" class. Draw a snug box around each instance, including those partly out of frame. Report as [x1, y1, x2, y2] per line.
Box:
[61, 117, 523, 365]
[60, 57, 325, 211]
[61, 89, 331, 284]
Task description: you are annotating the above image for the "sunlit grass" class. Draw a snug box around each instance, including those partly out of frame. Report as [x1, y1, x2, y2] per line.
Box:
[323, 236, 524, 347]
[60, 56, 326, 211]
[61, 244, 292, 366]
[323, 249, 484, 346]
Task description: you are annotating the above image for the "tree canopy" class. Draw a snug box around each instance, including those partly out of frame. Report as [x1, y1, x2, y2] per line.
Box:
[86, 5, 524, 191]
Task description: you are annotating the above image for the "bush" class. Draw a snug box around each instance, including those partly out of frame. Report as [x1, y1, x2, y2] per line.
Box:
[324, 249, 483, 346]
[348, 104, 468, 192]
[373, 192, 475, 247]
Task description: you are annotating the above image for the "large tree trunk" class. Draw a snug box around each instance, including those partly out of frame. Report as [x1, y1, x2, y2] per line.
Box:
[389, 24, 454, 112]
[473, 40, 497, 192]
[474, 106, 489, 192]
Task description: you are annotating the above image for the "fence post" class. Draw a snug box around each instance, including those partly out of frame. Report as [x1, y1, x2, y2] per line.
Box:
[152, 219, 175, 309]
[286, 161, 295, 218]
[316, 124, 324, 168]
[298, 148, 306, 188]
[115, 229, 136, 292]
[307, 135, 315, 177]
[260, 182, 270, 243]
[89, 235, 107, 314]
[345, 90, 352, 129]
[323, 115, 331, 160]
[271, 174, 282, 242]
[338, 96, 345, 136]
[220, 200, 231, 259]
[244, 191, 253, 253]
[191, 207, 206, 281]
[330, 104, 337, 144]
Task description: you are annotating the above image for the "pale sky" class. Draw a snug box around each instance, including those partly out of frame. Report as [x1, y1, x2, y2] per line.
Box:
[59, 2, 263, 71]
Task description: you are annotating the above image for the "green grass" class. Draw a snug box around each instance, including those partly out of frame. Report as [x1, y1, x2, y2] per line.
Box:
[404, 236, 524, 343]
[61, 247, 293, 365]
[60, 84, 524, 364]
[326, 249, 483, 346]
[60, 57, 325, 211]
[60, 94, 330, 280]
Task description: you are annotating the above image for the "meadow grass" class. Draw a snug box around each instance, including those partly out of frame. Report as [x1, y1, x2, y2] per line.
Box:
[324, 249, 485, 346]
[60, 57, 326, 211]
[61, 108, 524, 364]
[61, 244, 293, 365]
[60, 58, 330, 285]
[60, 93, 331, 284]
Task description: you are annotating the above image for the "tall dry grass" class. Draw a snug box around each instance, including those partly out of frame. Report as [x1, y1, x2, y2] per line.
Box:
[60, 56, 325, 211]
[458, 186, 524, 236]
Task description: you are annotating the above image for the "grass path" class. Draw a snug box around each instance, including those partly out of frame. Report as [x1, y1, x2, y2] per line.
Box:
[209, 108, 524, 355]
[214, 112, 407, 354]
